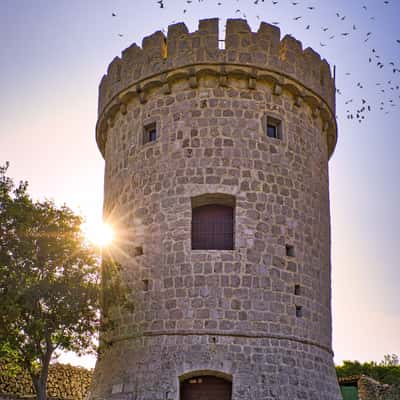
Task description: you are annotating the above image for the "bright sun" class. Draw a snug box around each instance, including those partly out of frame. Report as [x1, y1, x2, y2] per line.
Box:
[83, 221, 114, 247]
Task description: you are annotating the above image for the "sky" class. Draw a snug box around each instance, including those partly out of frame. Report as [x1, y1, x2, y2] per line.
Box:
[1, 0, 399, 369]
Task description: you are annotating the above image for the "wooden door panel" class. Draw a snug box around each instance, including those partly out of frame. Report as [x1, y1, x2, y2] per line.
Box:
[181, 376, 232, 400]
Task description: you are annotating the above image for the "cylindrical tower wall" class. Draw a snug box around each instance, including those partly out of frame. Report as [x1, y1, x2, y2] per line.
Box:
[90, 18, 341, 400]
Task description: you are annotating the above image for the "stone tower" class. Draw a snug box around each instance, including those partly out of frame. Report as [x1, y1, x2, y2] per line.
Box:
[90, 18, 341, 400]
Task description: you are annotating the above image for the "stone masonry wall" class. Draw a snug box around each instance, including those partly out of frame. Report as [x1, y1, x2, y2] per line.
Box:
[0, 363, 92, 400]
[90, 18, 341, 400]
[358, 375, 400, 400]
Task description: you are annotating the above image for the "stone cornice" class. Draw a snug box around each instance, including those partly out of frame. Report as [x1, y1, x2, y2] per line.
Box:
[105, 330, 334, 356]
[96, 62, 337, 159]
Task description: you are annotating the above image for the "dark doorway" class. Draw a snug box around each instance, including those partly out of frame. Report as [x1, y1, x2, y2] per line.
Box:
[180, 375, 232, 400]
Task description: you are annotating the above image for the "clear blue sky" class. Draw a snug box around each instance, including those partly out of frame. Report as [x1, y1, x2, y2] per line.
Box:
[1, 0, 399, 368]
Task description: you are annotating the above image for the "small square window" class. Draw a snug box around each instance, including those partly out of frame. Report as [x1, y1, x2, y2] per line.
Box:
[143, 122, 157, 144]
[266, 116, 282, 139]
[295, 305, 303, 318]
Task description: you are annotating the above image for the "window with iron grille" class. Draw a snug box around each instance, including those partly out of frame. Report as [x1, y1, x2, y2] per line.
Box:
[192, 204, 234, 250]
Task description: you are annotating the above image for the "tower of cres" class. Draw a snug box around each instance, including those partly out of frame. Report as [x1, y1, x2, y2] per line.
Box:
[90, 18, 341, 400]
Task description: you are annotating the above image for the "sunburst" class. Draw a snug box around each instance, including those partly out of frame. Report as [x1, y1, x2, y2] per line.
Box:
[82, 221, 114, 248]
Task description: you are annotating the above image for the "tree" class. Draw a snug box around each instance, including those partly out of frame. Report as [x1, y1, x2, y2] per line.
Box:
[381, 354, 399, 367]
[336, 356, 400, 386]
[0, 163, 100, 400]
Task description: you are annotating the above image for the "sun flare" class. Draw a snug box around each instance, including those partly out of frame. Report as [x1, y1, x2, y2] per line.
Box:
[83, 221, 114, 248]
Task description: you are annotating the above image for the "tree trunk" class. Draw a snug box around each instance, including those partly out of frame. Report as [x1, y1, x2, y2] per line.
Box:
[32, 375, 47, 400]
[35, 377, 47, 400]
[31, 352, 51, 400]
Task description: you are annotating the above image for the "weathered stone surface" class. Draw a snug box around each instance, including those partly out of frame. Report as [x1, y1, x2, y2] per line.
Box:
[0, 363, 92, 400]
[358, 375, 400, 400]
[91, 18, 341, 400]
[339, 375, 400, 400]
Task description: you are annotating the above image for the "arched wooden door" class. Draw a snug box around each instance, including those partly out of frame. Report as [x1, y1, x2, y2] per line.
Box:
[180, 376, 232, 400]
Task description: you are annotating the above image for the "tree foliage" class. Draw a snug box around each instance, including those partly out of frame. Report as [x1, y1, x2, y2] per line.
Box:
[0, 163, 100, 400]
[336, 355, 400, 386]
[380, 354, 399, 367]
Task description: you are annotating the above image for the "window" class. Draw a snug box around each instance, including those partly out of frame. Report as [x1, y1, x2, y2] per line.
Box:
[143, 122, 157, 144]
[266, 116, 282, 139]
[294, 284, 301, 296]
[191, 194, 235, 250]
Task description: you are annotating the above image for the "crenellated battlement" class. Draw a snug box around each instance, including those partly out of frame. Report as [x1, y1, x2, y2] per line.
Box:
[98, 18, 335, 117]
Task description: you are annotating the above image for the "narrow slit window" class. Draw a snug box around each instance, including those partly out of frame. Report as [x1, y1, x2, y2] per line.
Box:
[294, 284, 301, 296]
[142, 279, 149, 291]
[143, 122, 157, 144]
[295, 305, 303, 318]
[266, 116, 282, 139]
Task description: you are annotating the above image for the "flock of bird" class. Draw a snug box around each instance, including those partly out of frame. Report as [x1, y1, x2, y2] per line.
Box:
[111, 0, 400, 123]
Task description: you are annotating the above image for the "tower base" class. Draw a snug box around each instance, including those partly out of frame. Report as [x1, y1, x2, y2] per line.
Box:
[90, 334, 341, 400]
